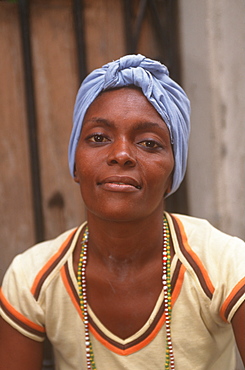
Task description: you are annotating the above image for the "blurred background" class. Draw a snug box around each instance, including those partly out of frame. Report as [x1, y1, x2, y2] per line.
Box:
[0, 0, 245, 285]
[0, 0, 245, 367]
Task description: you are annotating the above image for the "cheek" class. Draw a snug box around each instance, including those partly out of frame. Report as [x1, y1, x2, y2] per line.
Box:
[149, 158, 174, 194]
[74, 148, 96, 181]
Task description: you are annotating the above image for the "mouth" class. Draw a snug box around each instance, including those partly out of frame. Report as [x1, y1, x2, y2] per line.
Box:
[98, 176, 142, 191]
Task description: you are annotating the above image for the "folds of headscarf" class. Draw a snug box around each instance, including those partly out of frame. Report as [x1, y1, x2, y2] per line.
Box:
[68, 54, 190, 196]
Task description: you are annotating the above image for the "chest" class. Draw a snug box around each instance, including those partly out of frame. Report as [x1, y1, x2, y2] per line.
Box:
[85, 263, 163, 339]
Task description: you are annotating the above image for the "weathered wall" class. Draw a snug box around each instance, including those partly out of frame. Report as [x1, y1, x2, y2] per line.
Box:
[179, 0, 245, 239]
[0, 5, 36, 280]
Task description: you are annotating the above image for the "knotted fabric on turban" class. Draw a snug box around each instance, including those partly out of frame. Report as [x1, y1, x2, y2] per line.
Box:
[68, 54, 190, 196]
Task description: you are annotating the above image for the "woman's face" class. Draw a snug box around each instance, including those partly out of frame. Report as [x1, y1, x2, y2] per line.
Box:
[74, 87, 174, 222]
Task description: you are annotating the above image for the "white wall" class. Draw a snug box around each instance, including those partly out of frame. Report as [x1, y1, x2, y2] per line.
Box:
[179, 0, 245, 239]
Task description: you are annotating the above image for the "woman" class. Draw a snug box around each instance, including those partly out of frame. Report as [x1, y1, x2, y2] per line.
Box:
[0, 55, 244, 370]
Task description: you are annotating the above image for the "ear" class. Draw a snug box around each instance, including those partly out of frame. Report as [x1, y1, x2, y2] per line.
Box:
[164, 178, 172, 197]
[73, 165, 80, 183]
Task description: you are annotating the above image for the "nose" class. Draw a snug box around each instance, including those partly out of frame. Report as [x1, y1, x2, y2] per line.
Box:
[107, 139, 136, 167]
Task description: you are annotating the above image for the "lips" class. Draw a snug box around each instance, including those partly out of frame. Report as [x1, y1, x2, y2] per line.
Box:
[98, 176, 142, 191]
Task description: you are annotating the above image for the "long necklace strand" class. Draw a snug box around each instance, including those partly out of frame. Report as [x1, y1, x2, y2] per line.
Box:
[163, 217, 174, 369]
[77, 227, 96, 370]
[77, 217, 174, 370]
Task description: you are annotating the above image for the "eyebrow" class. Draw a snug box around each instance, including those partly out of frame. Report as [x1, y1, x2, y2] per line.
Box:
[83, 117, 168, 132]
[133, 121, 167, 132]
[82, 117, 112, 127]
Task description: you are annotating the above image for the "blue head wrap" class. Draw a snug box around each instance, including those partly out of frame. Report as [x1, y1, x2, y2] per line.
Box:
[68, 54, 190, 196]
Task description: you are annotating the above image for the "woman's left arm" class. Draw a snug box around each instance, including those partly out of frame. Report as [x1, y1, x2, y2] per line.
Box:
[232, 300, 245, 366]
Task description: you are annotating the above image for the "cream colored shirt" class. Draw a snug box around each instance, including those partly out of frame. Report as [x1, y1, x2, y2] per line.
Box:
[1, 213, 245, 369]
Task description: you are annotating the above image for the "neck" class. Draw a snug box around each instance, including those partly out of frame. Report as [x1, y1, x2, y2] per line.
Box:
[85, 209, 165, 269]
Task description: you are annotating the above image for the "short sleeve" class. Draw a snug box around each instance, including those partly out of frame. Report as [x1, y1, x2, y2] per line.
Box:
[170, 213, 245, 326]
[210, 235, 245, 323]
[0, 254, 46, 342]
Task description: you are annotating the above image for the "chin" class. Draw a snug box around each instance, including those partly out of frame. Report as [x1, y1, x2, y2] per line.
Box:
[88, 209, 140, 223]
[86, 203, 163, 224]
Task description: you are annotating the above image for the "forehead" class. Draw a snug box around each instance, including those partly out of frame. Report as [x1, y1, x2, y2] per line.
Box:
[83, 87, 169, 132]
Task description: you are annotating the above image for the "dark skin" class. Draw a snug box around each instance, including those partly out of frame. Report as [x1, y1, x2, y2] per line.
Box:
[0, 87, 244, 368]
[0, 317, 44, 369]
[73, 87, 174, 338]
[232, 302, 245, 365]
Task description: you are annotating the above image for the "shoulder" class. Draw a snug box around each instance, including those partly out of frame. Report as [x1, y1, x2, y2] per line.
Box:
[169, 212, 245, 252]
[2, 227, 79, 292]
[168, 213, 245, 302]
[168, 212, 245, 276]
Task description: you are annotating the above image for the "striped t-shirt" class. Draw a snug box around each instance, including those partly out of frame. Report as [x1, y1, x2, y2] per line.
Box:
[1, 213, 245, 369]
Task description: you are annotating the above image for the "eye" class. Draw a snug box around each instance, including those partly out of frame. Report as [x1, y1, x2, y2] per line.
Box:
[139, 140, 162, 149]
[87, 134, 109, 143]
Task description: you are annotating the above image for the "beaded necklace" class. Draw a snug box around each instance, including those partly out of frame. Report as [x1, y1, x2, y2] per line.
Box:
[77, 217, 174, 369]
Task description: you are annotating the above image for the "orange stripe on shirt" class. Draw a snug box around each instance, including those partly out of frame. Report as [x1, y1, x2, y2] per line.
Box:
[173, 215, 215, 296]
[31, 229, 77, 297]
[220, 277, 245, 322]
[0, 288, 45, 334]
[89, 312, 167, 356]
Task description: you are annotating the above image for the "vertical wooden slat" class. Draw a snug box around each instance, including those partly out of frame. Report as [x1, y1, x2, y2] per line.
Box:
[73, 0, 87, 82]
[123, 0, 133, 53]
[19, 0, 45, 243]
[84, 0, 125, 72]
[131, 0, 148, 52]
[0, 3, 35, 282]
[30, 0, 85, 241]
